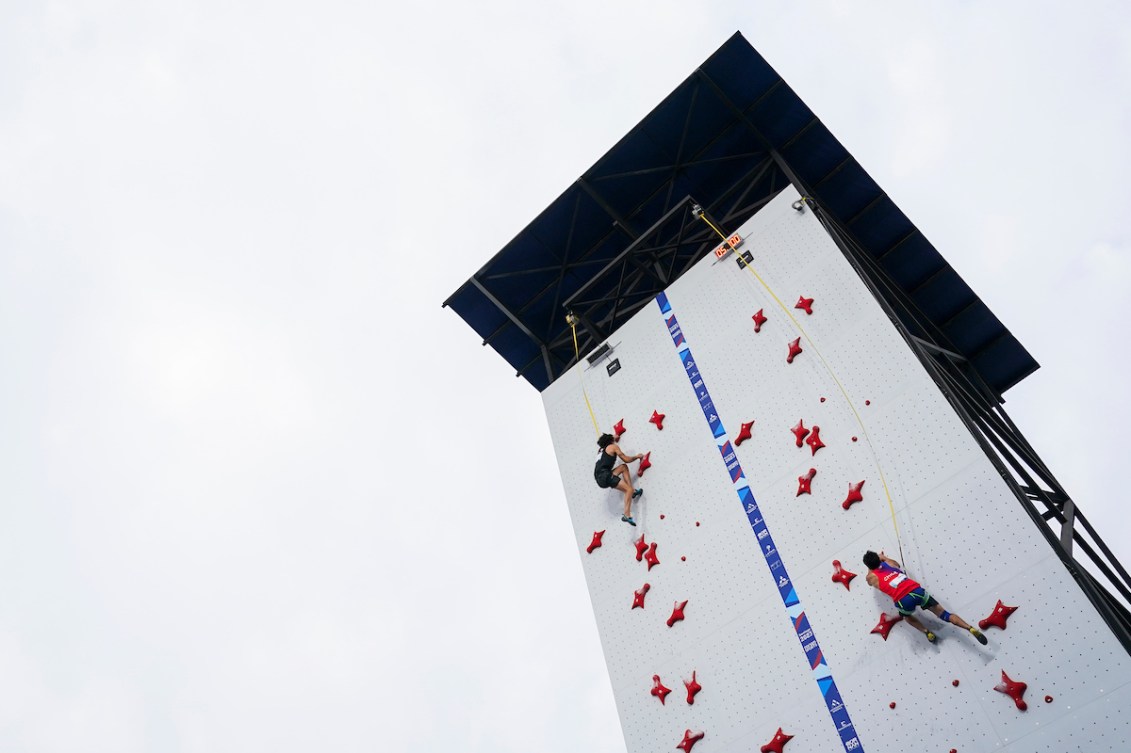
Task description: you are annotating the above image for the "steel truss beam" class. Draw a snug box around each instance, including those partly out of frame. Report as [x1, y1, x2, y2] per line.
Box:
[555, 176, 782, 375]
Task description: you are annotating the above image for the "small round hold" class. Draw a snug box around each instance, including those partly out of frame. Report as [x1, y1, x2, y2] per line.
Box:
[1045, 695, 1053, 703]
[851, 436, 858, 442]
[952, 679, 960, 687]
[950, 749, 957, 753]
[889, 702, 896, 709]
[695, 521, 700, 527]
[820, 397, 826, 403]
[660, 514, 665, 520]
[865, 400, 871, 406]
[681, 556, 687, 562]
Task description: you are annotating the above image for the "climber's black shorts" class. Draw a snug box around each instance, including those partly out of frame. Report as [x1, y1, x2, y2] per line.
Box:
[595, 469, 621, 489]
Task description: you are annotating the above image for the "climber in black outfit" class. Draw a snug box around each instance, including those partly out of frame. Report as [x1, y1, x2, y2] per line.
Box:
[594, 433, 644, 526]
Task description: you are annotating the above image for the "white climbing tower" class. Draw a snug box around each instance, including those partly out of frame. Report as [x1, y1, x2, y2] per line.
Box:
[540, 189, 1131, 753]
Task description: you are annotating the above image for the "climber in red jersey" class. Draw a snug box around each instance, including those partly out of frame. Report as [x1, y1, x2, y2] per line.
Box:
[594, 433, 644, 526]
[863, 551, 988, 645]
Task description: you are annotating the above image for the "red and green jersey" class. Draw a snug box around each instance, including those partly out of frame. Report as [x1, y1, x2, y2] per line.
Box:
[872, 562, 920, 602]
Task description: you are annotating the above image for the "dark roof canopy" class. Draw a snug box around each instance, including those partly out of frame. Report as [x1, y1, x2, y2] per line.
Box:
[444, 32, 1038, 395]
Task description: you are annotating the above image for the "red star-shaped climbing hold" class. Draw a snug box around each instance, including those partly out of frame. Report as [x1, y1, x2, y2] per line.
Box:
[645, 542, 661, 571]
[676, 730, 704, 753]
[796, 468, 816, 496]
[637, 452, 652, 476]
[791, 420, 810, 447]
[842, 480, 865, 510]
[831, 559, 856, 590]
[634, 534, 648, 562]
[805, 425, 825, 455]
[734, 420, 755, 446]
[684, 670, 702, 705]
[994, 670, 1028, 711]
[632, 583, 651, 609]
[786, 337, 803, 363]
[752, 309, 768, 333]
[586, 530, 605, 554]
[871, 612, 904, 640]
[795, 295, 814, 315]
[650, 410, 665, 430]
[651, 675, 671, 705]
[613, 418, 626, 440]
[759, 727, 793, 753]
[979, 600, 1019, 631]
[667, 600, 688, 627]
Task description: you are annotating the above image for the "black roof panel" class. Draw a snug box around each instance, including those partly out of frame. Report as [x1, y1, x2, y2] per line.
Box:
[445, 33, 1038, 394]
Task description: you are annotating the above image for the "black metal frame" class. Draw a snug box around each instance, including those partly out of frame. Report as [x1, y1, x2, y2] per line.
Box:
[556, 180, 783, 367]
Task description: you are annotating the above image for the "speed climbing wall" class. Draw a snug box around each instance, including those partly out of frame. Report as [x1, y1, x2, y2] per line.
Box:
[542, 189, 1131, 753]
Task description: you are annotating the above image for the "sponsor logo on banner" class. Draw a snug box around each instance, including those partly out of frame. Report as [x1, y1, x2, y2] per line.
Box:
[656, 294, 865, 753]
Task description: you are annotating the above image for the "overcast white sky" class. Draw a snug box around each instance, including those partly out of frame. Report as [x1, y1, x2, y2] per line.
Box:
[0, 2, 1128, 751]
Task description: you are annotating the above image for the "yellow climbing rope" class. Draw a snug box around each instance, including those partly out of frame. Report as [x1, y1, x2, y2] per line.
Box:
[568, 312, 603, 438]
[697, 204, 908, 565]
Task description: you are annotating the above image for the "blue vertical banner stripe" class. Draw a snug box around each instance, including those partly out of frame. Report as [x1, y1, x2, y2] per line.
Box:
[655, 291, 865, 753]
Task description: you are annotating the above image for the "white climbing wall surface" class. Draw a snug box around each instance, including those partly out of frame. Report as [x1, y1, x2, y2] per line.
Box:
[541, 189, 1131, 753]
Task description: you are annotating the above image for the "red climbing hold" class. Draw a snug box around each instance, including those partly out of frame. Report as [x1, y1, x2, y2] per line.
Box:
[979, 600, 1019, 631]
[650, 410, 666, 430]
[684, 670, 702, 705]
[586, 530, 605, 554]
[1045, 695, 1053, 704]
[667, 600, 688, 627]
[795, 295, 814, 315]
[791, 420, 810, 447]
[865, 400, 871, 406]
[614, 418, 626, 440]
[831, 559, 856, 590]
[660, 514, 665, 520]
[695, 521, 700, 527]
[645, 542, 661, 571]
[681, 556, 686, 561]
[759, 727, 793, 753]
[637, 452, 653, 476]
[842, 480, 865, 510]
[871, 612, 904, 640]
[752, 309, 767, 333]
[805, 425, 825, 455]
[677, 729, 705, 753]
[820, 396, 826, 403]
[889, 702, 896, 709]
[797, 468, 816, 496]
[635, 534, 648, 562]
[851, 436, 858, 442]
[632, 583, 651, 610]
[952, 679, 960, 687]
[994, 670, 1028, 711]
[786, 337, 803, 363]
[651, 675, 672, 705]
[734, 420, 755, 446]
